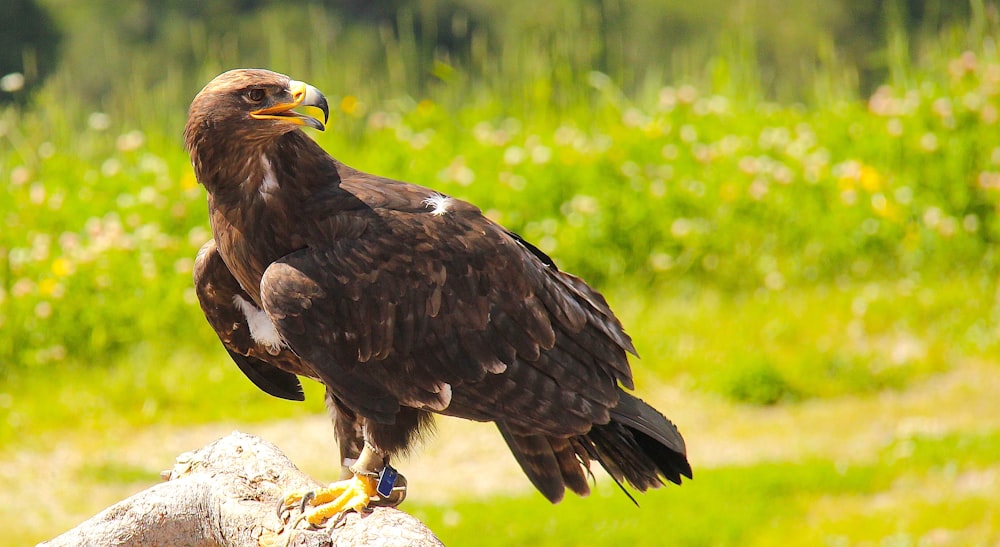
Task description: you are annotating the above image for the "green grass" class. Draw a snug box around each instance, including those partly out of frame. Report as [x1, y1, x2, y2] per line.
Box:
[619, 272, 999, 401]
[0, 347, 328, 450]
[2, 273, 994, 451]
[409, 431, 1000, 546]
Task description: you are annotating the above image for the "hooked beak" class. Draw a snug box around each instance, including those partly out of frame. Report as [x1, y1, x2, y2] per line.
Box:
[250, 80, 329, 131]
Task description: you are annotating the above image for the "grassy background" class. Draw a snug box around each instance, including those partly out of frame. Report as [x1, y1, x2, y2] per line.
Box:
[3, 0, 1000, 545]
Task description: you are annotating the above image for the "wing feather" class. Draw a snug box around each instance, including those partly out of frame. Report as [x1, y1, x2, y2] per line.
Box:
[193, 240, 305, 401]
[254, 175, 637, 433]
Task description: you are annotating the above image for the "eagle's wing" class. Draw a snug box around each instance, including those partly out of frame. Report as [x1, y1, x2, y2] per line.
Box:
[258, 185, 637, 430]
[194, 239, 305, 401]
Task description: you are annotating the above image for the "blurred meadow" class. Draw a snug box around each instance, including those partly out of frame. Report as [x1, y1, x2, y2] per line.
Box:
[3, 0, 1000, 544]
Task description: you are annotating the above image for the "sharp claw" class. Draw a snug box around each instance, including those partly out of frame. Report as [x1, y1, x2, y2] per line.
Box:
[277, 488, 311, 523]
[328, 510, 350, 529]
[299, 490, 315, 513]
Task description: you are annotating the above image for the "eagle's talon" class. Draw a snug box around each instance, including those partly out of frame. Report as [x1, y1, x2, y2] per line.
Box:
[280, 474, 379, 526]
[328, 510, 351, 529]
[276, 488, 316, 524]
[276, 497, 295, 522]
[299, 490, 315, 513]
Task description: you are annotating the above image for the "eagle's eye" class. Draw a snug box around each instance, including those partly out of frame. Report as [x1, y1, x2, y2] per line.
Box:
[245, 88, 266, 103]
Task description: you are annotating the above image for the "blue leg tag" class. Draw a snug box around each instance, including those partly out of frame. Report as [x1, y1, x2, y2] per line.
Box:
[377, 465, 398, 498]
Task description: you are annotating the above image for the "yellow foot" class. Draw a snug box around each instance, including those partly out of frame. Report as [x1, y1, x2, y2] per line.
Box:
[283, 474, 378, 526]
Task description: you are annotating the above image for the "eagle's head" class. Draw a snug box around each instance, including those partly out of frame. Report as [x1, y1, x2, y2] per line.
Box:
[184, 69, 329, 153]
[184, 69, 331, 191]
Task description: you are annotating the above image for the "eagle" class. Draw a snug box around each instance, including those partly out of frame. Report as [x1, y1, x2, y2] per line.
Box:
[185, 69, 691, 524]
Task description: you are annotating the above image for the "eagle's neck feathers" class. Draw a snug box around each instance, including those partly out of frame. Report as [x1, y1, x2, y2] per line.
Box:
[193, 132, 328, 194]
[195, 131, 341, 299]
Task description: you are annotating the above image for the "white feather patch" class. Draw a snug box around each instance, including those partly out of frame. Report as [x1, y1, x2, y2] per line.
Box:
[422, 193, 452, 216]
[233, 295, 285, 353]
[259, 154, 278, 198]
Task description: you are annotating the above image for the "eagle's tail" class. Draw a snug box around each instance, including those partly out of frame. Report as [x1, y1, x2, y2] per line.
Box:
[585, 391, 692, 498]
[497, 392, 691, 504]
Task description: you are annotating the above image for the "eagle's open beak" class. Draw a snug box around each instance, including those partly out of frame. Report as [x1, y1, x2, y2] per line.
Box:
[250, 80, 329, 131]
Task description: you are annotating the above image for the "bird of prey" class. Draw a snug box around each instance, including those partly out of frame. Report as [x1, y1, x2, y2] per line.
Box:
[185, 69, 691, 524]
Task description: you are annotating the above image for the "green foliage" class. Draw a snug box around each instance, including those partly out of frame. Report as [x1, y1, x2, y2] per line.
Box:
[4, 3, 1000, 400]
[719, 359, 800, 405]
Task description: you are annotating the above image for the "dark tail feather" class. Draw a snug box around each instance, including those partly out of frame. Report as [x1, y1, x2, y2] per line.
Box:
[549, 436, 593, 496]
[585, 391, 692, 492]
[497, 424, 593, 503]
[498, 392, 690, 504]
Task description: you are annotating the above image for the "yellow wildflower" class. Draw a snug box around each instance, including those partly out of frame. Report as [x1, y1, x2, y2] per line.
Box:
[340, 95, 365, 117]
[180, 172, 198, 191]
[51, 257, 73, 277]
[38, 279, 58, 296]
[416, 99, 435, 116]
[859, 165, 882, 192]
